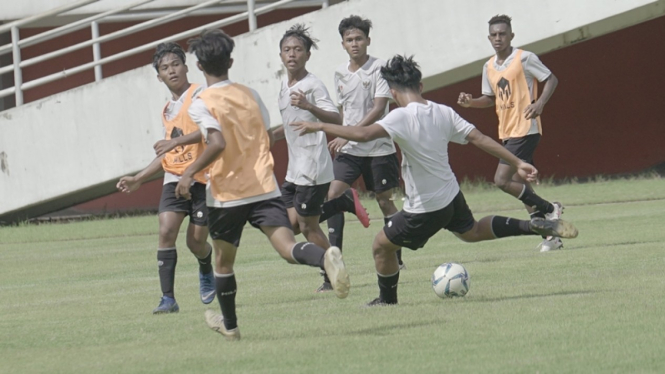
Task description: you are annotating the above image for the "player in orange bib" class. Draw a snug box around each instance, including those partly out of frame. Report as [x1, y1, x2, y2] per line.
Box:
[457, 14, 564, 252]
[116, 43, 215, 314]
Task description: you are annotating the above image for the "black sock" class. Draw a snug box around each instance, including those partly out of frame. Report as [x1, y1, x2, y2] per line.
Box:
[529, 210, 546, 219]
[291, 242, 326, 268]
[384, 216, 403, 265]
[215, 273, 238, 330]
[157, 248, 177, 298]
[377, 272, 399, 304]
[319, 194, 354, 222]
[326, 213, 345, 250]
[491, 216, 535, 238]
[518, 187, 553, 216]
[197, 243, 213, 274]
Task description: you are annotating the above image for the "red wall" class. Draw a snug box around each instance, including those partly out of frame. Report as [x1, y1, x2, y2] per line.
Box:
[38, 15, 665, 214]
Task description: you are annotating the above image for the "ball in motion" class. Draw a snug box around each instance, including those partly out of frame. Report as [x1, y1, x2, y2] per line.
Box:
[431, 263, 470, 298]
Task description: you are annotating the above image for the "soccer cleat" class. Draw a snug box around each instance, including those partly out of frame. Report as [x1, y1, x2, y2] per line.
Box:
[529, 218, 578, 239]
[204, 310, 241, 341]
[323, 246, 350, 299]
[545, 201, 564, 221]
[199, 271, 216, 304]
[152, 296, 179, 314]
[365, 297, 397, 307]
[344, 188, 371, 228]
[399, 262, 407, 271]
[316, 282, 333, 293]
[537, 237, 564, 252]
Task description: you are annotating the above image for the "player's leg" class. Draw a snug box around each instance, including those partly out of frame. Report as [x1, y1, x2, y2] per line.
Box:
[294, 183, 331, 250]
[280, 181, 302, 235]
[185, 182, 215, 304]
[153, 183, 187, 314]
[367, 153, 405, 268]
[326, 154, 364, 249]
[319, 185, 370, 228]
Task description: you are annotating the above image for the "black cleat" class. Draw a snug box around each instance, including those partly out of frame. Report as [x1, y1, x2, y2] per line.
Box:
[365, 297, 397, 307]
[530, 218, 578, 239]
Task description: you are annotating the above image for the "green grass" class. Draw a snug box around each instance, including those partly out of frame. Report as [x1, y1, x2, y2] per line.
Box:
[1, 177, 665, 373]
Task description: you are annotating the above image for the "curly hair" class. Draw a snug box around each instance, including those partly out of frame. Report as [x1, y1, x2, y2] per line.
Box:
[279, 23, 318, 52]
[338, 15, 372, 38]
[152, 42, 186, 72]
[488, 14, 512, 29]
[380, 55, 421, 91]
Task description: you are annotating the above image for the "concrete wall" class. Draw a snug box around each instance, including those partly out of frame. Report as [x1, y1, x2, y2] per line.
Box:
[2, 0, 664, 222]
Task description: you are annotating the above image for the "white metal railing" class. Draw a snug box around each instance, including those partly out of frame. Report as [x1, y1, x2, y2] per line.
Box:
[0, 0, 330, 107]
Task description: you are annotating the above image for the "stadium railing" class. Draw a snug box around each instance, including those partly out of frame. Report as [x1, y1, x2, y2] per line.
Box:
[0, 0, 330, 107]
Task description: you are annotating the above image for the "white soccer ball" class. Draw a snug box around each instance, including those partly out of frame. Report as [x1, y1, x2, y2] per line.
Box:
[431, 262, 470, 298]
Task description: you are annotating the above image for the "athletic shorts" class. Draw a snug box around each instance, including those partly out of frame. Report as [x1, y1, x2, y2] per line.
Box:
[333, 153, 400, 193]
[383, 191, 476, 250]
[280, 181, 330, 217]
[500, 133, 541, 165]
[158, 182, 208, 226]
[207, 197, 292, 247]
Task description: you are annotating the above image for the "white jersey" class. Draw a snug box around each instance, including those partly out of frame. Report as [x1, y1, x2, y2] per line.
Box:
[376, 101, 476, 213]
[481, 48, 552, 135]
[334, 56, 396, 157]
[279, 73, 336, 186]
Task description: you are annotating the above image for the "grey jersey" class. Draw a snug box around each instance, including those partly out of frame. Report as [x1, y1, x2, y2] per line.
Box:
[376, 101, 476, 213]
[334, 56, 396, 157]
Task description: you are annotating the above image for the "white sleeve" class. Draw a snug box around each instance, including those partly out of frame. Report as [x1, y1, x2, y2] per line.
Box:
[447, 108, 476, 145]
[313, 83, 339, 114]
[376, 109, 405, 140]
[522, 52, 552, 82]
[188, 97, 221, 142]
[374, 67, 392, 99]
[481, 62, 494, 96]
[250, 88, 271, 130]
[333, 72, 342, 107]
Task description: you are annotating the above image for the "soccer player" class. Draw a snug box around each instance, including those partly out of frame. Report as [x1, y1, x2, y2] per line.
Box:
[457, 14, 563, 252]
[323, 16, 404, 289]
[116, 42, 215, 314]
[291, 55, 578, 306]
[175, 29, 350, 341]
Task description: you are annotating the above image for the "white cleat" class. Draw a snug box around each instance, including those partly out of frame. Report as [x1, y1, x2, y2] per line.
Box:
[324, 246, 350, 299]
[546, 202, 564, 220]
[204, 310, 241, 341]
[537, 236, 564, 252]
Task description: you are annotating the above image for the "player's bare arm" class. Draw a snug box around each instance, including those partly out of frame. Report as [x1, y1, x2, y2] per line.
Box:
[292, 121, 388, 142]
[328, 96, 389, 153]
[465, 128, 538, 183]
[175, 129, 226, 200]
[457, 93, 495, 108]
[290, 89, 342, 124]
[116, 155, 165, 193]
[153, 130, 203, 156]
[524, 73, 558, 119]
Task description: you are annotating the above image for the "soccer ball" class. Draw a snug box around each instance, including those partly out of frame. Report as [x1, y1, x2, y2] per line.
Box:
[431, 263, 470, 298]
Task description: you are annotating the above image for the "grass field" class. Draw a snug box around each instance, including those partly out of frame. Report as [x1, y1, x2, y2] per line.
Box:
[1, 177, 664, 373]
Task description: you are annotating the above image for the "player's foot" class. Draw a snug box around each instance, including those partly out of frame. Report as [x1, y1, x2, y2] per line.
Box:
[316, 282, 333, 293]
[204, 310, 241, 341]
[365, 297, 397, 307]
[529, 218, 578, 239]
[537, 237, 564, 252]
[323, 246, 350, 299]
[546, 201, 564, 220]
[199, 270, 216, 304]
[344, 188, 370, 228]
[152, 296, 179, 314]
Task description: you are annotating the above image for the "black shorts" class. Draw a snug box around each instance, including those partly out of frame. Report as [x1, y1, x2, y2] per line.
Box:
[207, 197, 292, 247]
[333, 153, 400, 193]
[158, 182, 208, 226]
[280, 181, 330, 217]
[500, 133, 541, 165]
[383, 191, 476, 250]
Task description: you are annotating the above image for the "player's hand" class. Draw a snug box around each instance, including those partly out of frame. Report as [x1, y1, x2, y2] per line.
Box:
[175, 176, 193, 200]
[328, 137, 348, 154]
[516, 162, 539, 185]
[524, 101, 544, 119]
[290, 121, 322, 135]
[457, 92, 473, 108]
[154, 139, 178, 156]
[290, 90, 312, 111]
[117, 176, 141, 193]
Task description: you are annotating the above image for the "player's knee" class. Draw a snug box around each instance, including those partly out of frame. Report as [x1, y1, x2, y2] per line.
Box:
[158, 225, 179, 244]
[493, 175, 511, 191]
[375, 194, 395, 212]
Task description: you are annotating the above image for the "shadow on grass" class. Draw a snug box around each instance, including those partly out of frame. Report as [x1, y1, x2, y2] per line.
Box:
[349, 320, 441, 336]
[463, 289, 597, 303]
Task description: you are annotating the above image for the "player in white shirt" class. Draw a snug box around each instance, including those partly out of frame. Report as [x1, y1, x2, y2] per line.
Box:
[458, 15, 563, 252]
[325, 16, 405, 280]
[292, 55, 578, 306]
[116, 43, 215, 314]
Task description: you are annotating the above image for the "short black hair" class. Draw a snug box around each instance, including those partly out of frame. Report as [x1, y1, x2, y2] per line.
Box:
[338, 15, 372, 38]
[187, 29, 235, 77]
[488, 14, 512, 29]
[279, 24, 318, 52]
[380, 55, 421, 91]
[152, 42, 186, 72]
